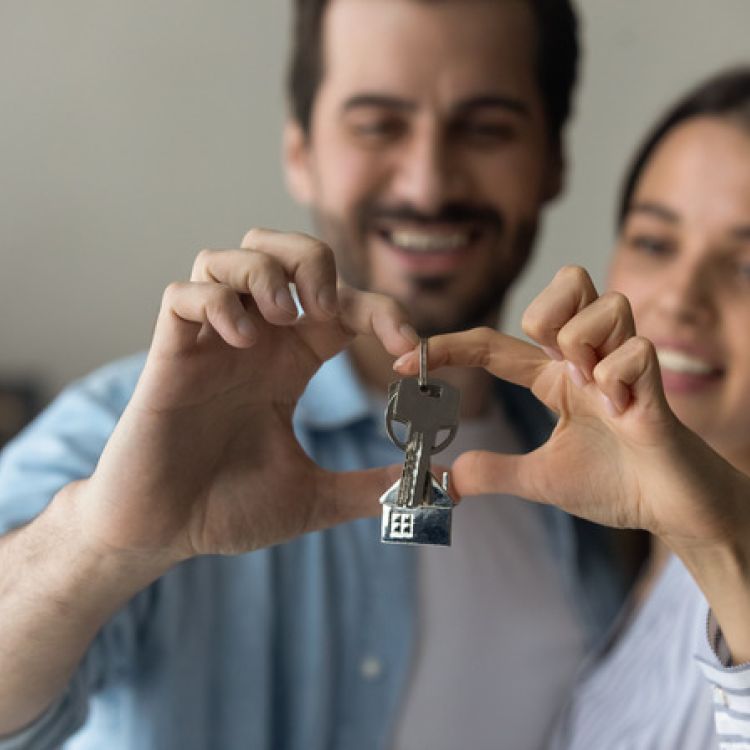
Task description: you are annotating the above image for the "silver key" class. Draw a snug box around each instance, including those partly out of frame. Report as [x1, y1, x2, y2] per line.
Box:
[380, 339, 460, 546]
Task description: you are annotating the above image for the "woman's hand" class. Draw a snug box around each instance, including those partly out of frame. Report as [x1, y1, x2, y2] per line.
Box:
[395, 265, 750, 660]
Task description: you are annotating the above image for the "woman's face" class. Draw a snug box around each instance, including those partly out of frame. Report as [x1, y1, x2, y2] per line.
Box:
[609, 116, 750, 465]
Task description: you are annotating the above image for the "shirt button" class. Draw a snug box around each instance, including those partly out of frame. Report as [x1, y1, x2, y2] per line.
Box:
[713, 685, 729, 706]
[360, 656, 383, 681]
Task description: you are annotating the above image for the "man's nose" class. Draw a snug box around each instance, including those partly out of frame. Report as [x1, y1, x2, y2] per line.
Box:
[390, 128, 466, 215]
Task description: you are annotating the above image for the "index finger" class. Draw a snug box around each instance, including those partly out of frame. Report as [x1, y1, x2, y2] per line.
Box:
[394, 327, 548, 389]
[521, 265, 599, 355]
[296, 286, 418, 363]
[240, 228, 339, 321]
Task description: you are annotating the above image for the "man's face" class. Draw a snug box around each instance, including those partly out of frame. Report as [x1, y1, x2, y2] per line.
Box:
[285, 0, 562, 335]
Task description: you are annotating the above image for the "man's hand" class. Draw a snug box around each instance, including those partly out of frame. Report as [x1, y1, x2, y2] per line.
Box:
[77, 228, 416, 565]
[395, 265, 750, 659]
[1, 228, 420, 736]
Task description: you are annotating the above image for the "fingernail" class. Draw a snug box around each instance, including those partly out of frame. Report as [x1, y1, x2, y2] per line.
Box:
[600, 392, 620, 418]
[542, 345, 563, 361]
[566, 361, 586, 388]
[400, 324, 419, 345]
[275, 286, 298, 317]
[237, 316, 256, 341]
[317, 285, 338, 316]
[393, 352, 411, 370]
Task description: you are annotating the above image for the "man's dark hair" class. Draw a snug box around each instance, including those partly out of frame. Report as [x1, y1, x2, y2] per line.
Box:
[618, 66, 750, 227]
[287, 0, 580, 146]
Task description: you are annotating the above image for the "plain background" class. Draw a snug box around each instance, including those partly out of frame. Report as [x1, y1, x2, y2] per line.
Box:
[1, 1, 749, 402]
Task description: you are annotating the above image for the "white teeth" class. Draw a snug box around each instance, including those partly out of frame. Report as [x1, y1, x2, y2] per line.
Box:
[389, 230, 470, 252]
[656, 348, 716, 376]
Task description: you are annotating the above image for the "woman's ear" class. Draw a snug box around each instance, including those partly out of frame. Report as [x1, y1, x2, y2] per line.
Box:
[283, 119, 315, 205]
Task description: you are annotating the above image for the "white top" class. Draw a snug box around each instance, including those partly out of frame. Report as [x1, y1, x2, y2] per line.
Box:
[549, 552, 750, 750]
[390, 399, 585, 750]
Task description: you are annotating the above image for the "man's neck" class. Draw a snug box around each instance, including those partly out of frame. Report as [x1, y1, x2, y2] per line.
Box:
[348, 333, 495, 419]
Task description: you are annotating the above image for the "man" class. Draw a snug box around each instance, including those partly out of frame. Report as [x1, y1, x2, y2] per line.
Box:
[0, 1, 622, 748]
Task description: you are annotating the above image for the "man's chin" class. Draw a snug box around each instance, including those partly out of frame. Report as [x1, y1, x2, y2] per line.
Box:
[402, 301, 503, 339]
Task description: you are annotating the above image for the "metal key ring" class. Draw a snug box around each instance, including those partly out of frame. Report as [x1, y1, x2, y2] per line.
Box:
[418, 338, 428, 390]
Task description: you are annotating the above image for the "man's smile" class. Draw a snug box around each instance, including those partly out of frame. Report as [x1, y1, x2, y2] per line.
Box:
[372, 222, 486, 275]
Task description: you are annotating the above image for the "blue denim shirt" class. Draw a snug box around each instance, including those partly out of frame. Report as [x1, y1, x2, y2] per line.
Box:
[0, 352, 624, 750]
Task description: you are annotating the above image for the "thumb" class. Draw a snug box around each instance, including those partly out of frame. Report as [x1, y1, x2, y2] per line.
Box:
[452, 450, 541, 502]
[315, 464, 405, 528]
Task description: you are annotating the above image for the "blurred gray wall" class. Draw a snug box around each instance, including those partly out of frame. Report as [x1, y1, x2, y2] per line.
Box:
[1, 1, 749, 401]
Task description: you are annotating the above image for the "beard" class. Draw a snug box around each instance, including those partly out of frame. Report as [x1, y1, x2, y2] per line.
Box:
[311, 199, 538, 337]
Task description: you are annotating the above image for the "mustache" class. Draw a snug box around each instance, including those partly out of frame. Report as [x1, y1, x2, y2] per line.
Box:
[359, 202, 504, 230]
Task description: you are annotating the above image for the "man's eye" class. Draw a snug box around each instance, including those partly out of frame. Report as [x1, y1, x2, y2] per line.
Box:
[348, 118, 405, 141]
[731, 258, 750, 283]
[454, 121, 515, 144]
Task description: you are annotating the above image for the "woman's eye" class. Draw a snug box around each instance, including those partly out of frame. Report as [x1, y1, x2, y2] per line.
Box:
[628, 234, 672, 256]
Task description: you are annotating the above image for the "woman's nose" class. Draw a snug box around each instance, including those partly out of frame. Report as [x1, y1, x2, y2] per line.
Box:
[655, 257, 717, 325]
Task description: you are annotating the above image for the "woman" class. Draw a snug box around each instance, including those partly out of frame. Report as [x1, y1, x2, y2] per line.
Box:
[395, 67, 750, 748]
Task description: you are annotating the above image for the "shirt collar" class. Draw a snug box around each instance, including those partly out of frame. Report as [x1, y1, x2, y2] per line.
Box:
[295, 351, 373, 430]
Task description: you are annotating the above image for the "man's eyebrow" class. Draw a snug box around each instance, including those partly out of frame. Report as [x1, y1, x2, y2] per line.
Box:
[731, 224, 750, 241]
[627, 201, 680, 224]
[341, 94, 417, 112]
[452, 95, 529, 117]
[339, 93, 530, 116]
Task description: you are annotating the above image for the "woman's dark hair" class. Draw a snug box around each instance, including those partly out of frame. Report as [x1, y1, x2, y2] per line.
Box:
[618, 66, 750, 227]
[287, 0, 580, 147]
